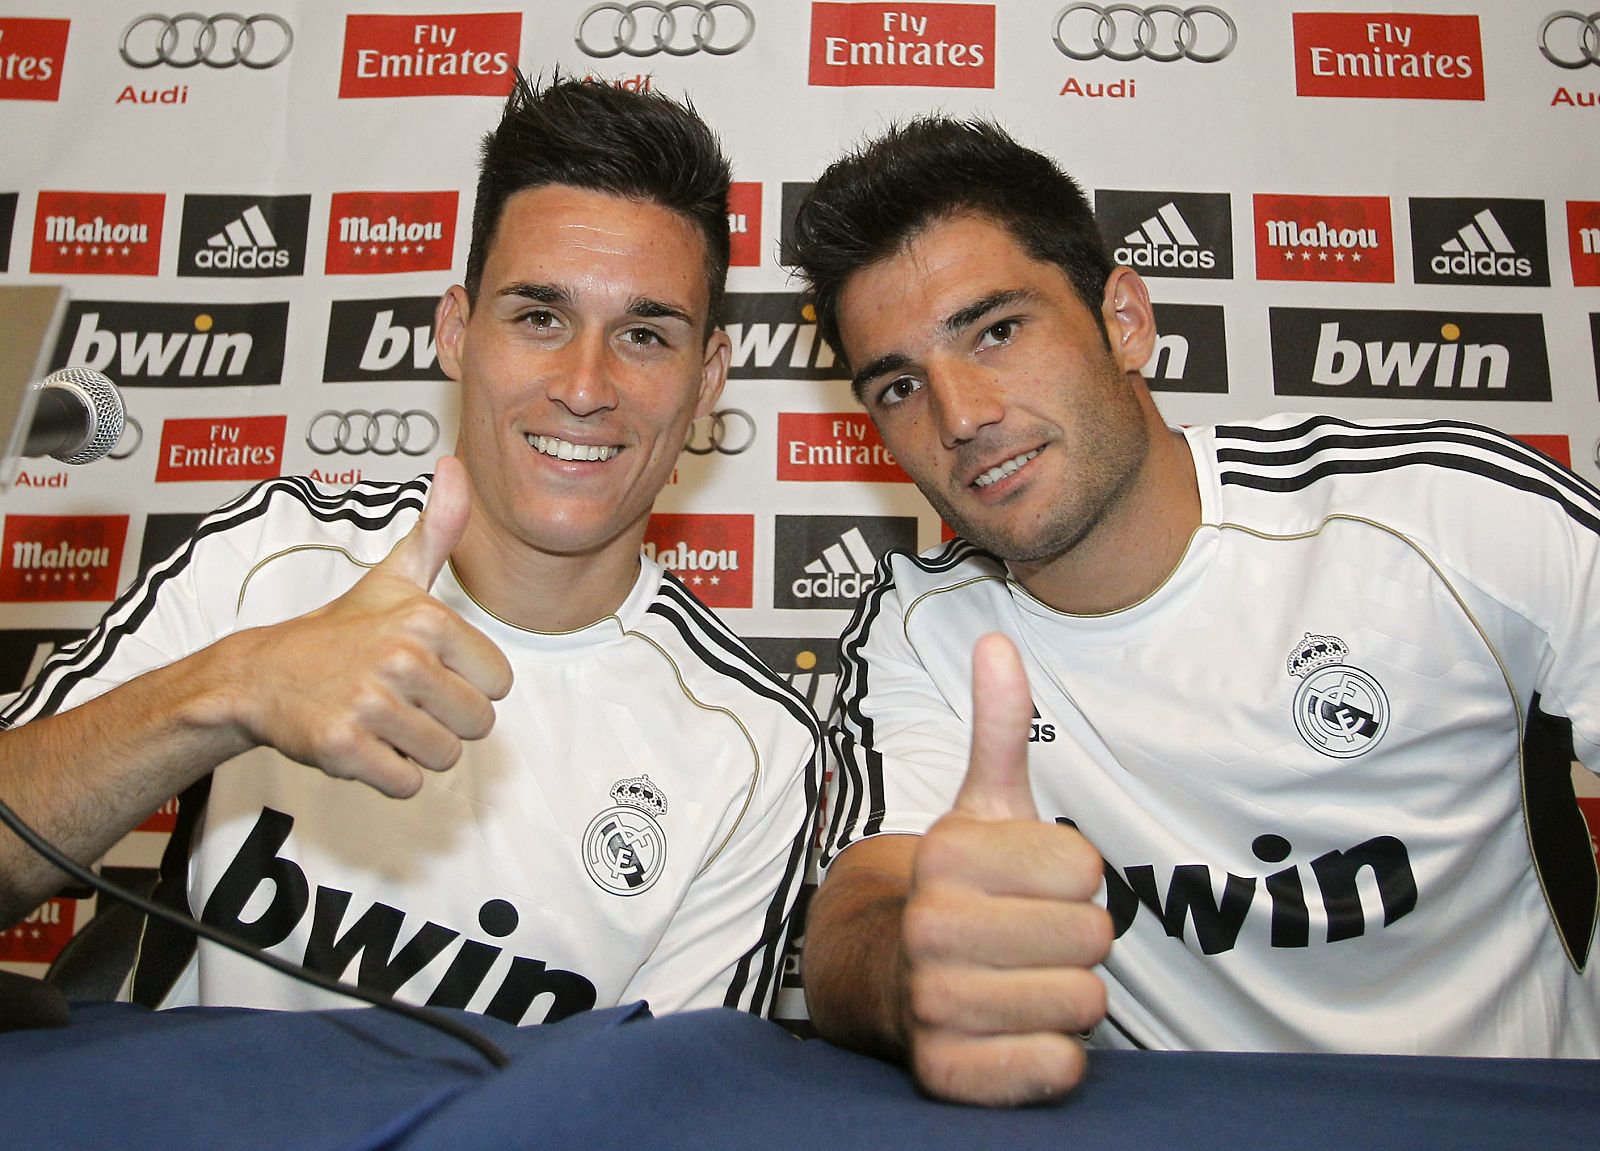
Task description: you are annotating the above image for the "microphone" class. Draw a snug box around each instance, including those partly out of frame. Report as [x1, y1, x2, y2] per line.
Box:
[24, 368, 126, 464]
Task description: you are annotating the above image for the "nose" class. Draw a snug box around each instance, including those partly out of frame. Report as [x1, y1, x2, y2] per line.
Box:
[931, 365, 1003, 449]
[546, 331, 619, 417]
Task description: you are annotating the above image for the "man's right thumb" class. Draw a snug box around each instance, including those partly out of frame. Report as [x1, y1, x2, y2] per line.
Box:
[381, 455, 471, 590]
[951, 633, 1039, 822]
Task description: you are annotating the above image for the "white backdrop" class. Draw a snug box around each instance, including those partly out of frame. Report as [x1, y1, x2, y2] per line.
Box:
[2, 2, 1597, 1019]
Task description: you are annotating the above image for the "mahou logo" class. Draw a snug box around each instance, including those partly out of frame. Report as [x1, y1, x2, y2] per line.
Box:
[156, 415, 286, 483]
[31, 191, 164, 276]
[728, 182, 762, 268]
[778, 412, 909, 483]
[0, 898, 76, 964]
[339, 12, 519, 98]
[1269, 308, 1552, 402]
[50, 300, 290, 387]
[1293, 12, 1483, 100]
[0, 17, 68, 101]
[1568, 202, 1600, 288]
[642, 514, 754, 608]
[1253, 194, 1394, 283]
[809, 2, 994, 88]
[326, 191, 457, 275]
[0, 514, 129, 603]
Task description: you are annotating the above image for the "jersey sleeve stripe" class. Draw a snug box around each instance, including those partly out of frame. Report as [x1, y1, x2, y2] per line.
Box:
[0, 475, 429, 729]
[646, 578, 822, 1015]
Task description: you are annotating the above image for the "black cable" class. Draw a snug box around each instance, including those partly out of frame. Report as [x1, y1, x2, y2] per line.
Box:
[0, 795, 510, 1070]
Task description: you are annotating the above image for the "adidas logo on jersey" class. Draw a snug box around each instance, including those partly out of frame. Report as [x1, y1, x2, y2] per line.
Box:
[193, 204, 289, 271]
[1115, 202, 1215, 271]
[1030, 704, 1056, 743]
[1431, 208, 1533, 279]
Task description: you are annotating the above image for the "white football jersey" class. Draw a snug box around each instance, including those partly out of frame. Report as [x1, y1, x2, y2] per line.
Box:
[825, 415, 1600, 1056]
[5, 474, 821, 1022]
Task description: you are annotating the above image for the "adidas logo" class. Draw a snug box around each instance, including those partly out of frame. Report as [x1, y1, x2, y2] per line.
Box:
[1113, 202, 1216, 271]
[1431, 209, 1533, 278]
[1029, 704, 1056, 744]
[194, 205, 289, 271]
[790, 526, 877, 600]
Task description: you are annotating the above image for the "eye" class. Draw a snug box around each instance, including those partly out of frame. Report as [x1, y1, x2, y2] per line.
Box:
[875, 376, 923, 409]
[520, 308, 562, 333]
[622, 326, 669, 350]
[977, 319, 1018, 349]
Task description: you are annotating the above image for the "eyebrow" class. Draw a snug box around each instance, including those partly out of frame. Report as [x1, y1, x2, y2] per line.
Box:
[496, 283, 696, 328]
[849, 288, 1033, 400]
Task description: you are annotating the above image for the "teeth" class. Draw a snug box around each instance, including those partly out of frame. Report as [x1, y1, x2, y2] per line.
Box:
[527, 434, 618, 462]
[973, 449, 1040, 488]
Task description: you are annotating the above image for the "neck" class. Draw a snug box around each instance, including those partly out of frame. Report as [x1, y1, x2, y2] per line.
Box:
[1010, 421, 1201, 616]
[449, 518, 644, 633]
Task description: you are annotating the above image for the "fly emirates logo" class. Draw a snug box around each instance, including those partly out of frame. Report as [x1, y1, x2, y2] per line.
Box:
[809, 3, 994, 88]
[1294, 12, 1483, 100]
[340, 12, 519, 98]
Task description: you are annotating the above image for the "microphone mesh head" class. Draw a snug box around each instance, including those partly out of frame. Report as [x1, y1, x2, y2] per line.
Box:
[41, 367, 125, 464]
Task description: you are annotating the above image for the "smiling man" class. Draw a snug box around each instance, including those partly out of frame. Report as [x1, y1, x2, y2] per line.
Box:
[787, 118, 1600, 1105]
[0, 77, 820, 1025]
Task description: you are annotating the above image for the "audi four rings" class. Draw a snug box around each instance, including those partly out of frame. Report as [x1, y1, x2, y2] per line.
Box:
[306, 410, 441, 457]
[120, 12, 294, 69]
[575, 1, 755, 58]
[1540, 10, 1600, 68]
[684, 409, 756, 456]
[1053, 3, 1236, 62]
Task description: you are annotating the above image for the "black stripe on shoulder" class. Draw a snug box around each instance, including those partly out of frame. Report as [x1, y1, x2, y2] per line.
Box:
[1217, 420, 1600, 537]
[649, 574, 822, 740]
[647, 573, 822, 1013]
[0, 474, 431, 728]
[826, 556, 904, 856]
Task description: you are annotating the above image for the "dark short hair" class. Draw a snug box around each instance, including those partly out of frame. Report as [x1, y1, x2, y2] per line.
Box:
[788, 118, 1114, 369]
[465, 73, 732, 330]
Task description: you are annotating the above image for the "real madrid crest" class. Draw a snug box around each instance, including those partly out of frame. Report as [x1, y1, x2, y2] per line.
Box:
[1286, 632, 1389, 759]
[583, 775, 669, 896]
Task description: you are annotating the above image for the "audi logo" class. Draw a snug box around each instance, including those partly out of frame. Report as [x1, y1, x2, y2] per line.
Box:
[684, 409, 755, 455]
[120, 13, 294, 70]
[1540, 10, 1600, 68]
[306, 410, 441, 457]
[575, 1, 755, 58]
[1052, 3, 1236, 63]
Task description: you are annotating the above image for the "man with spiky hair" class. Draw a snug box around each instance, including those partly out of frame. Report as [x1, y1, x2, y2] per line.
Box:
[788, 117, 1600, 1105]
[0, 76, 820, 1025]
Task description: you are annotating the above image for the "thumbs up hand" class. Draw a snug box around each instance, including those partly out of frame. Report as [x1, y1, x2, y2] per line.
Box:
[221, 457, 514, 797]
[898, 634, 1112, 1106]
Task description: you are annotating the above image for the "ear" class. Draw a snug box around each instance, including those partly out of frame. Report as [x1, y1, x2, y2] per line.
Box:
[433, 285, 472, 383]
[1099, 267, 1157, 375]
[695, 327, 731, 418]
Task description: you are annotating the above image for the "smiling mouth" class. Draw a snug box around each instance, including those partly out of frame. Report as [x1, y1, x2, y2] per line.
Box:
[527, 433, 619, 462]
[972, 448, 1041, 489]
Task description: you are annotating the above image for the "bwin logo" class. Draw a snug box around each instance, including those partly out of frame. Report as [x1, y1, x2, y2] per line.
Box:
[68, 311, 253, 381]
[361, 309, 438, 373]
[202, 808, 598, 1024]
[1313, 321, 1508, 390]
[722, 293, 841, 380]
[1141, 332, 1190, 382]
[1059, 820, 1419, 955]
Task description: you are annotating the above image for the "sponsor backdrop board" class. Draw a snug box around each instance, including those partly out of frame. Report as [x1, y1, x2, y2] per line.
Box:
[2, 2, 1598, 1028]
